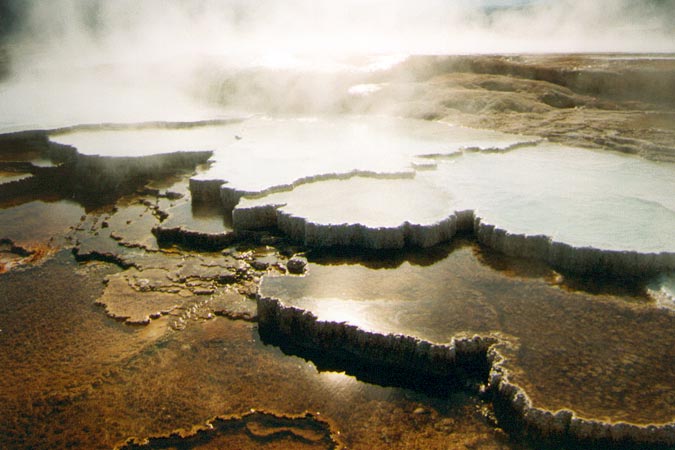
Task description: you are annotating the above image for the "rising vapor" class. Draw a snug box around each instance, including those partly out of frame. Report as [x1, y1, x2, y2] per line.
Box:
[1, 0, 673, 74]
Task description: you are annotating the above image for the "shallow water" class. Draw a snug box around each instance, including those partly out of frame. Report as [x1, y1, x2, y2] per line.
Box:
[0, 175, 526, 448]
[242, 176, 453, 228]
[50, 114, 675, 254]
[158, 186, 232, 235]
[50, 116, 530, 194]
[261, 239, 675, 425]
[0, 199, 84, 245]
[238, 142, 675, 253]
[429, 144, 675, 252]
[0, 252, 519, 450]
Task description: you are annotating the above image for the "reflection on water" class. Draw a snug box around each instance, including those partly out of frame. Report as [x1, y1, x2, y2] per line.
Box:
[261, 239, 675, 425]
[430, 145, 675, 252]
[51, 116, 529, 196]
[160, 193, 232, 234]
[0, 199, 84, 245]
[242, 176, 454, 229]
[317, 370, 360, 397]
[240, 143, 675, 253]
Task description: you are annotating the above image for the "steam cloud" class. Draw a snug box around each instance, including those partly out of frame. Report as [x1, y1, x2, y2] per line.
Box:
[0, 0, 672, 127]
[2, 0, 674, 73]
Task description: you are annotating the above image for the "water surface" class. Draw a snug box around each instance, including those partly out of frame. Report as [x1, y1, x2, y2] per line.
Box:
[261, 239, 675, 425]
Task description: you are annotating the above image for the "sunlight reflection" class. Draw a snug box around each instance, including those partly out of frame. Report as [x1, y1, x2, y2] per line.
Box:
[299, 297, 381, 332]
[315, 371, 366, 403]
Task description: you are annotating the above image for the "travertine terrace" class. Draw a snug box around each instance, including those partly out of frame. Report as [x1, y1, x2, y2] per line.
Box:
[1, 53, 675, 449]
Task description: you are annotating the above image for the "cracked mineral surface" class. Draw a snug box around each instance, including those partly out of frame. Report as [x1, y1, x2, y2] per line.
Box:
[1, 53, 675, 449]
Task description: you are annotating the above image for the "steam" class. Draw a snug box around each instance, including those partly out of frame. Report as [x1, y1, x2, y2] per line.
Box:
[0, 0, 672, 129]
[4, 0, 674, 73]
